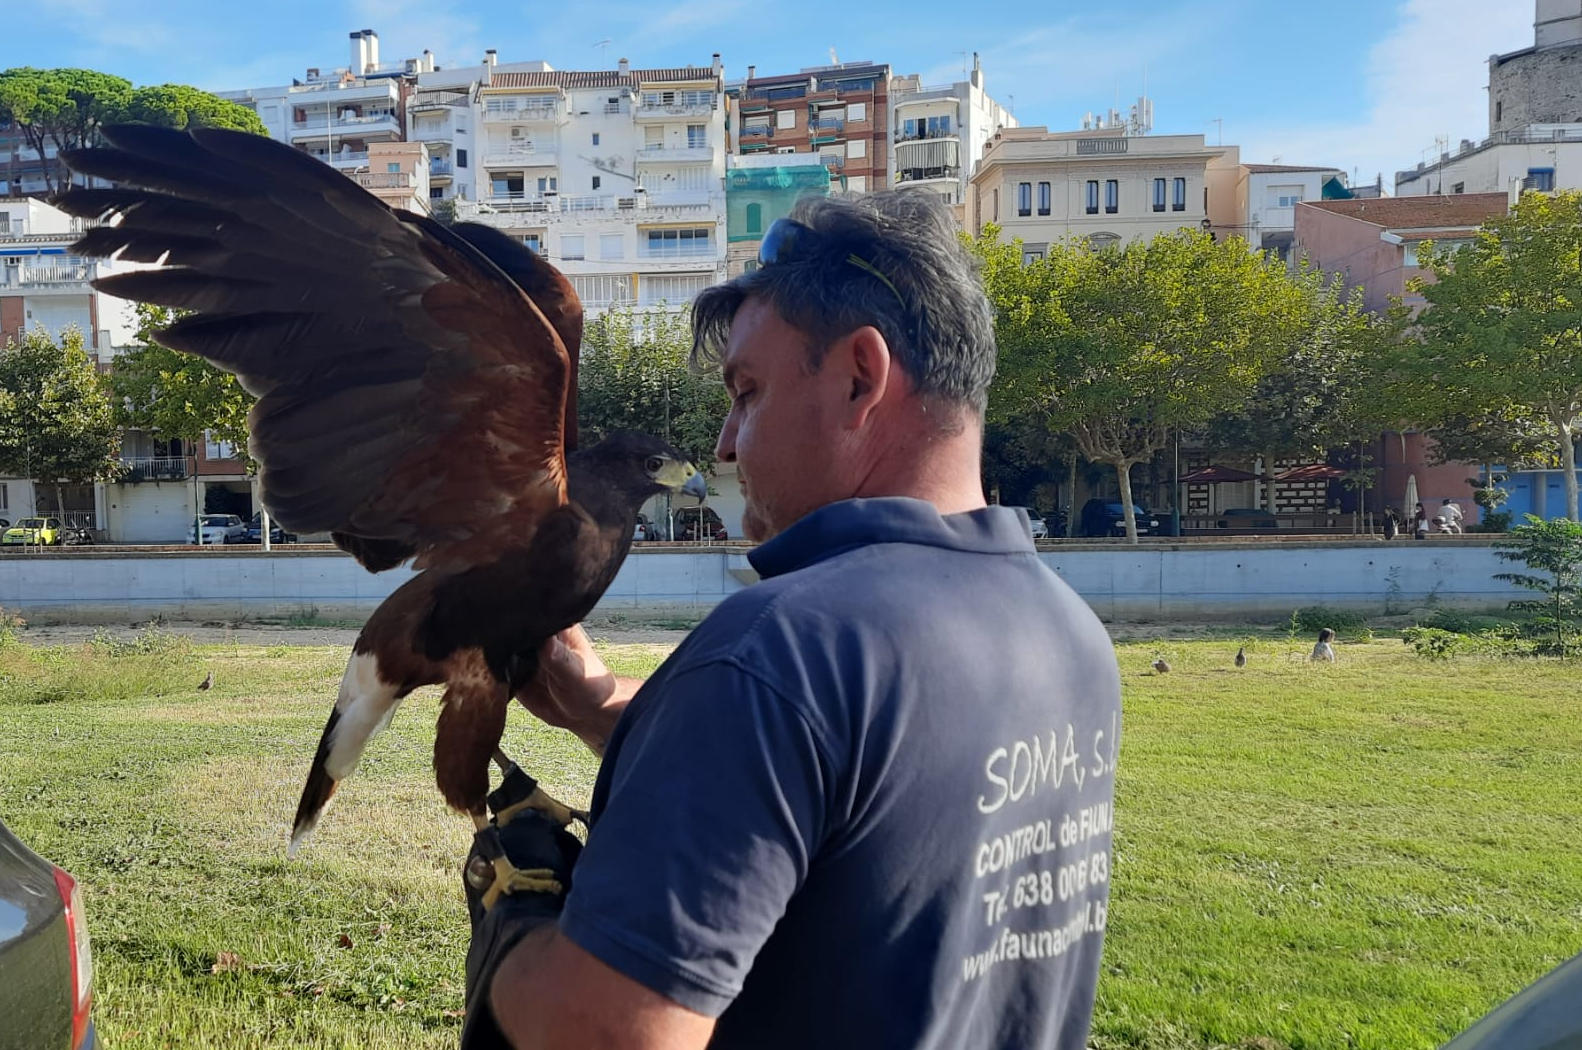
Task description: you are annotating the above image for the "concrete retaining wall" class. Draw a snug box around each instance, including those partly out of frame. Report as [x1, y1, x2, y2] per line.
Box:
[0, 539, 1527, 625]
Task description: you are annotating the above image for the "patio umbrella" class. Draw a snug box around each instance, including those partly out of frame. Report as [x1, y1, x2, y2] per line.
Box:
[1404, 473, 1419, 518]
[1178, 465, 1262, 484]
[1271, 464, 1347, 482]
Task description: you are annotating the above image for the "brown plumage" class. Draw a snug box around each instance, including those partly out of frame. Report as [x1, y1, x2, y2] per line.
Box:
[1233, 646, 1246, 668]
[1152, 657, 1171, 674]
[198, 670, 214, 690]
[58, 126, 707, 855]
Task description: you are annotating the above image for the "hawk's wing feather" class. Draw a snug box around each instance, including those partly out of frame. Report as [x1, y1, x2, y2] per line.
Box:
[58, 124, 578, 573]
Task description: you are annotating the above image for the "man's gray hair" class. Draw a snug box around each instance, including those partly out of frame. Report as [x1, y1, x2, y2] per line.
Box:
[691, 190, 997, 415]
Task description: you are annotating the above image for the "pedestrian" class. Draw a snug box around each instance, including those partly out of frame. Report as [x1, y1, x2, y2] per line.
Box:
[1382, 507, 1400, 541]
[1440, 498, 1464, 534]
[1413, 502, 1430, 540]
[464, 191, 1124, 1050]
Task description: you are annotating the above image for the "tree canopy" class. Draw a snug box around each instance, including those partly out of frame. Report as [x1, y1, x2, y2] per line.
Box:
[0, 67, 265, 192]
[109, 304, 254, 465]
[576, 305, 730, 473]
[0, 326, 123, 514]
[1393, 190, 1582, 520]
[972, 225, 1310, 540]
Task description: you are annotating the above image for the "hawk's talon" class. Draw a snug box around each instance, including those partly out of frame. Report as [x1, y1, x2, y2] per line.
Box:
[481, 855, 564, 910]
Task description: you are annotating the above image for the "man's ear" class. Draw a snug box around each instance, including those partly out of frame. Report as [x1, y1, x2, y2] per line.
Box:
[841, 325, 892, 429]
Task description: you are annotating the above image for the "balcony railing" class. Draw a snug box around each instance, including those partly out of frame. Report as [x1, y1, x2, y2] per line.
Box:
[896, 127, 957, 143]
[459, 191, 720, 221]
[117, 456, 191, 483]
[740, 125, 773, 140]
[352, 171, 418, 190]
[484, 148, 558, 168]
[310, 151, 370, 168]
[811, 117, 845, 132]
[638, 242, 716, 260]
[896, 166, 961, 184]
[635, 100, 715, 119]
[483, 101, 563, 123]
[637, 144, 713, 162]
[429, 160, 454, 177]
[19, 264, 91, 284]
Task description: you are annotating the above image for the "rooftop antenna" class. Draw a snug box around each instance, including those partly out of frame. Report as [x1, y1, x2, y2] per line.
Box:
[1007, 92, 1015, 117]
[592, 38, 612, 66]
[956, 50, 969, 80]
[1204, 117, 1222, 146]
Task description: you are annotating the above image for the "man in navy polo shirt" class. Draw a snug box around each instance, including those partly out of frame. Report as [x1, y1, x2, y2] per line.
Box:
[467, 190, 1123, 1049]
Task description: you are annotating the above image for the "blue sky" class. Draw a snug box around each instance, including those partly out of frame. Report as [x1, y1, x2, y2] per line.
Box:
[6, 0, 1530, 190]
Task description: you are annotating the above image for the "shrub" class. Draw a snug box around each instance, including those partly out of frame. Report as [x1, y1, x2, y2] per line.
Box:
[1290, 606, 1371, 641]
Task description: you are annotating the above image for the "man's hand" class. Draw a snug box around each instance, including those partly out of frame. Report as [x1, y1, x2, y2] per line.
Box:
[514, 626, 643, 757]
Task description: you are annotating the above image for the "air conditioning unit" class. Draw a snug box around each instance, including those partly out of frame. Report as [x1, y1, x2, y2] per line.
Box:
[617, 197, 636, 209]
[511, 127, 525, 138]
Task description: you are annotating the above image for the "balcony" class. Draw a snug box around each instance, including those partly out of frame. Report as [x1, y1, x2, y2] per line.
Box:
[811, 117, 845, 133]
[482, 100, 564, 124]
[429, 160, 454, 181]
[896, 127, 958, 143]
[307, 150, 370, 169]
[117, 456, 191, 483]
[637, 144, 714, 164]
[410, 92, 469, 114]
[896, 165, 961, 186]
[352, 171, 418, 191]
[635, 100, 715, 121]
[458, 190, 721, 223]
[17, 263, 92, 286]
[483, 145, 558, 169]
[290, 111, 401, 141]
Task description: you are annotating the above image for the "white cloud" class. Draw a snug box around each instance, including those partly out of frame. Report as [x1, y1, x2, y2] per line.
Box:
[1233, 0, 1530, 189]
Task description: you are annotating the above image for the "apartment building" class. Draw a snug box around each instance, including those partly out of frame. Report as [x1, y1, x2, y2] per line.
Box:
[724, 154, 831, 277]
[966, 126, 1237, 256]
[730, 61, 891, 194]
[888, 54, 1015, 214]
[449, 55, 729, 313]
[1234, 162, 1347, 263]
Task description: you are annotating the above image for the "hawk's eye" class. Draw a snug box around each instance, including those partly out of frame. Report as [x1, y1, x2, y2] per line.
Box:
[645, 456, 665, 473]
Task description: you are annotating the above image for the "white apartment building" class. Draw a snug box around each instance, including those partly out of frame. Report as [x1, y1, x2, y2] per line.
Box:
[967, 126, 1235, 256]
[888, 54, 1015, 211]
[450, 55, 729, 314]
[1235, 162, 1346, 263]
[1396, 127, 1582, 198]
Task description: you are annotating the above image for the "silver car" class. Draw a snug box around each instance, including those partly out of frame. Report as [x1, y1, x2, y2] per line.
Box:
[0, 817, 97, 1049]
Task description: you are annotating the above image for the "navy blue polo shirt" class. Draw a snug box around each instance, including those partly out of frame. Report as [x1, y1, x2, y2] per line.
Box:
[559, 497, 1122, 1049]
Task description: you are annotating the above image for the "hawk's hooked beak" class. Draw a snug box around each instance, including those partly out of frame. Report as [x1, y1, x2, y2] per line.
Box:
[681, 471, 709, 500]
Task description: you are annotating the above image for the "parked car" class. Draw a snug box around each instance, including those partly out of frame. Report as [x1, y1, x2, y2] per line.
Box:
[633, 513, 653, 541]
[188, 514, 247, 545]
[242, 513, 296, 544]
[0, 817, 97, 1049]
[2, 517, 63, 546]
[673, 506, 728, 542]
[1080, 499, 1161, 537]
[1215, 507, 1279, 529]
[1003, 507, 1049, 539]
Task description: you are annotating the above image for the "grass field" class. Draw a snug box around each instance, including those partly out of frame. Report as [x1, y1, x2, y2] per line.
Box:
[1, 625, 1578, 1049]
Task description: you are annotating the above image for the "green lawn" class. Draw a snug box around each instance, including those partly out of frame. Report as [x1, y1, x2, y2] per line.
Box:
[0, 628, 1578, 1049]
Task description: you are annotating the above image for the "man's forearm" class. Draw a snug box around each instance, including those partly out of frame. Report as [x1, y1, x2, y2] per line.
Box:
[575, 676, 642, 757]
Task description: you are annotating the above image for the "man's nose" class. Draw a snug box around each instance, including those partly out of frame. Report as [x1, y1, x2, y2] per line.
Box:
[715, 409, 738, 464]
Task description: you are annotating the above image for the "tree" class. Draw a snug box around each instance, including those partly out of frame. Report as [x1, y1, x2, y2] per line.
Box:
[0, 326, 123, 516]
[0, 68, 265, 193]
[973, 225, 1309, 540]
[576, 305, 730, 472]
[1403, 190, 1582, 520]
[0, 67, 132, 193]
[124, 84, 267, 135]
[109, 304, 254, 463]
[1493, 515, 1582, 658]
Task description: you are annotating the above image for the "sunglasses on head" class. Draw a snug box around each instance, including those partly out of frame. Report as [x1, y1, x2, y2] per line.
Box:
[758, 218, 907, 312]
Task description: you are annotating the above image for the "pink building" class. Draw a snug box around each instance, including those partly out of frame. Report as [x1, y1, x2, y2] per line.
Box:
[1294, 193, 1511, 523]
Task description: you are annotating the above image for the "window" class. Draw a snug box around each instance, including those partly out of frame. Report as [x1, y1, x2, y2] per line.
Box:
[1173, 177, 1187, 211]
[1038, 182, 1051, 216]
[592, 176, 601, 190]
[1018, 182, 1032, 216]
[1495, 100, 1503, 122]
[848, 101, 866, 121]
[521, 234, 542, 254]
[1276, 193, 1304, 207]
[1529, 167, 1556, 191]
[992, 188, 999, 222]
[561, 234, 585, 260]
[776, 109, 796, 130]
[903, 118, 917, 139]
[687, 124, 707, 148]
[775, 145, 797, 154]
[846, 175, 867, 192]
[599, 233, 624, 260]
[1105, 179, 1118, 214]
[1022, 249, 1044, 264]
[1452, 181, 1465, 194]
[639, 273, 711, 306]
[429, 186, 444, 200]
[847, 137, 866, 159]
[592, 132, 600, 146]
[745, 201, 764, 235]
[386, 162, 401, 173]
[643, 226, 712, 257]
[536, 176, 557, 192]
[1153, 178, 1166, 212]
[1085, 180, 1099, 214]
[490, 174, 525, 198]
[456, 148, 467, 168]
[0, 483, 7, 511]
[925, 115, 952, 137]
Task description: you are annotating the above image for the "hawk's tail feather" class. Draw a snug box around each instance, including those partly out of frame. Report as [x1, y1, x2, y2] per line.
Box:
[289, 707, 342, 857]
